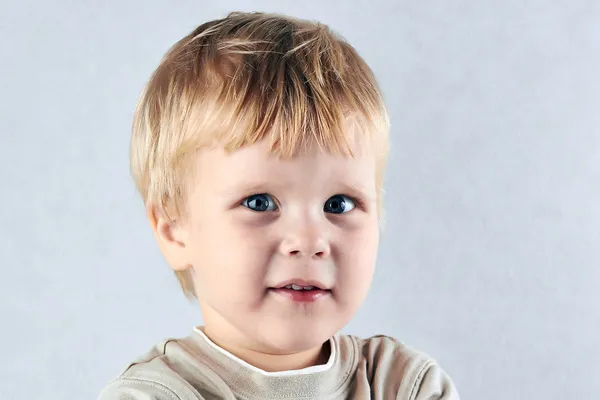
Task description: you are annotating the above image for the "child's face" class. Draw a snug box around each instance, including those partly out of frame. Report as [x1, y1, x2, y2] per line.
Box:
[176, 137, 379, 353]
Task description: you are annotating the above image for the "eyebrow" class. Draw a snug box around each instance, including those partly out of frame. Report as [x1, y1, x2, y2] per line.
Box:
[338, 182, 377, 201]
[217, 180, 376, 200]
[217, 181, 273, 197]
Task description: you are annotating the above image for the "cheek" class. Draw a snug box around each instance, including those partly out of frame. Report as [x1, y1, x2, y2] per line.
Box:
[340, 216, 379, 257]
[336, 223, 379, 295]
[188, 218, 273, 301]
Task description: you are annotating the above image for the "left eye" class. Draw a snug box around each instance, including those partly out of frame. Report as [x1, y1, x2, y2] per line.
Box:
[242, 193, 278, 212]
[324, 195, 355, 214]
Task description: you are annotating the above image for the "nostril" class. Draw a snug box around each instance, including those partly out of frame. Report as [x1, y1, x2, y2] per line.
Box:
[289, 250, 300, 256]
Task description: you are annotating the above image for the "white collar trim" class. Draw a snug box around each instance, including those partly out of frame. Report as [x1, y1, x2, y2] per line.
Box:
[193, 327, 336, 377]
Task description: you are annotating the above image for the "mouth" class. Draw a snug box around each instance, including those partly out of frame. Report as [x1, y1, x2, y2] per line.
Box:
[269, 280, 332, 302]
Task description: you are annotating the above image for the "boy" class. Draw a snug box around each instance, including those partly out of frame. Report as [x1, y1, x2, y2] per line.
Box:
[99, 11, 459, 400]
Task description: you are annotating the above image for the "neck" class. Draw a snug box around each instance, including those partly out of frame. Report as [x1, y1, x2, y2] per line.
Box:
[200, 326, 331, 372]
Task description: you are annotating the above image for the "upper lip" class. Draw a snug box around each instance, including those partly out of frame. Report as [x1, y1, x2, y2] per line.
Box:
[271, 279, 331, 290]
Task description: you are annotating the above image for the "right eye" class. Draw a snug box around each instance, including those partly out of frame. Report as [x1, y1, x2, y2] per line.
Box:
[241, 194, 278, 212]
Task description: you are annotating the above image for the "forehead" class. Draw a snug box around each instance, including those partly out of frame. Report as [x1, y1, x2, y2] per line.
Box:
[192, 138, 377, 191]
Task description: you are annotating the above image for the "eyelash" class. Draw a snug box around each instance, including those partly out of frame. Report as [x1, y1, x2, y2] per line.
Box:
[240, 193, 363, 213]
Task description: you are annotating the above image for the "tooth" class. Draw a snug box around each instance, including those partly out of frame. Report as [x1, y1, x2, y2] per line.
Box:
[291, 284, 303, 290]
[304, 286, 314, 290]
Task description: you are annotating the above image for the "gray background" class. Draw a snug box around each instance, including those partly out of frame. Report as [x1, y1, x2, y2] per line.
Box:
[1, 0, 599, 399]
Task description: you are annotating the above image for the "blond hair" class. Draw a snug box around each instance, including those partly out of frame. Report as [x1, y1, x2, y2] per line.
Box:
[130, 11, 390, 299]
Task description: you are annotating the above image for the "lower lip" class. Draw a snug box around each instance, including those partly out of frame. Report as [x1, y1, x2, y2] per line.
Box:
[270, 288, 331, 302]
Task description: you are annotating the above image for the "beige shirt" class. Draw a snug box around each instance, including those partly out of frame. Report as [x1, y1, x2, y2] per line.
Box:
[98, 328, 459, 400]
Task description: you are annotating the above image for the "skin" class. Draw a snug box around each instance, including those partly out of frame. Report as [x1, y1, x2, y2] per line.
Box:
[148, 137, 380, 372]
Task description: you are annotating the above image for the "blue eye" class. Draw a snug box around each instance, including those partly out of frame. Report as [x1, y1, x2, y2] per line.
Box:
[324, 195, 355, 214]
[242, 194, 278, 212]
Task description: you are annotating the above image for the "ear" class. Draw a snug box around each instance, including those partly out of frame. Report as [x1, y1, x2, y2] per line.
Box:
[146, 203, 190, 271]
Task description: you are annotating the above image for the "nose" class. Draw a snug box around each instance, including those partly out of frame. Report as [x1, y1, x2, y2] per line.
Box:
[279, 221, 331, 259]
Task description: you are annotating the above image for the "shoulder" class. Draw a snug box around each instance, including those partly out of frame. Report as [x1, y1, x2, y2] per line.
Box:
[341, 334, 460, 400]
[98, 338, 205, 400]
[98, 377, 182, 400]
